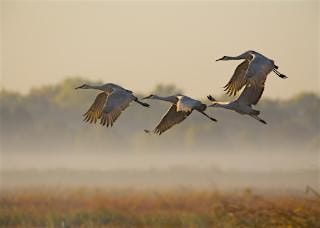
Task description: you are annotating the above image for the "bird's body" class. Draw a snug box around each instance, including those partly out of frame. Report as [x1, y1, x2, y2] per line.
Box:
[143, 94, 216, 135]
[207, 83, 266, 124]
[209, 50, 287, 124]
[176, 95, 206, 112]
[216, 50, 287, 96]
[75, 83, 149, 127]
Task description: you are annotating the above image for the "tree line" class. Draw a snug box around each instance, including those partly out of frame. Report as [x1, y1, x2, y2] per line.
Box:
[0, 77, 319, 154]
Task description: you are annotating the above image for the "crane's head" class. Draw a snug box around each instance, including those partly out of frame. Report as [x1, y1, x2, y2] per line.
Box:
[207, 95, 218, 107]
[142, 94, 155, 100]
[75, 84, 90, 89]
[215, 56, 228, 61]
[207, 95, 216, 102]
[216, 50, 256, 61]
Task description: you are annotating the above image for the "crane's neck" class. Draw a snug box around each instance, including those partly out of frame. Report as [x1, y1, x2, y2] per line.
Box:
[225, 53, 251, 60]
[152, 95, 178, 104]
[225, 56, 244, 60]
[211, 102, 234, 110]
[219, 51, 254, 61]
[76, 84, 105, 91]
[89, 85, 105, 90]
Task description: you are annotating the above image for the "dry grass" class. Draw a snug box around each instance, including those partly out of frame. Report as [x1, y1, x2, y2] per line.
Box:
[0, 188, 319, 227]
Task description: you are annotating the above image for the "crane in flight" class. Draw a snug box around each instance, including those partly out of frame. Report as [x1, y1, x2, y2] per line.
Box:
[75, 83, 149, 127]
[207, 82, 267, 124]
[143, 94, 217, 135]
[216, 50, 287, 96]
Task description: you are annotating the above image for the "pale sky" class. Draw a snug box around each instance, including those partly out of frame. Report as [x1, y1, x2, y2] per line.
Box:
[1, 0, 319, 99]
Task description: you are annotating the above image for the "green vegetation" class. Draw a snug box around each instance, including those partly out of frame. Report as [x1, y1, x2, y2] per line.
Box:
[1, 79, 319, 227]
[1, 189, 319, 227]
[0, 77, 319, 154]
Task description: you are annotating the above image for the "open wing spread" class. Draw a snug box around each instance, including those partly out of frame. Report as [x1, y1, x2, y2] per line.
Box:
[237, 83, 265, 106]
[152, 104, 191, 135]
[83, 92, 108, 124]
[224, 60, 250, 96]
[83, 90, 135, 127]
[100, 90, 135, 127]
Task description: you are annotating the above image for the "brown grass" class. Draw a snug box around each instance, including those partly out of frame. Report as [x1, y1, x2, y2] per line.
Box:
[1, 188, 319, 227]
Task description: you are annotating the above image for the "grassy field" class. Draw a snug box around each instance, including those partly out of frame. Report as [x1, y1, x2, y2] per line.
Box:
[1, 188, 319, 227]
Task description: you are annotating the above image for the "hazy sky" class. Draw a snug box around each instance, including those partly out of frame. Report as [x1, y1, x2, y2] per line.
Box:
[1, 0, 319, 99]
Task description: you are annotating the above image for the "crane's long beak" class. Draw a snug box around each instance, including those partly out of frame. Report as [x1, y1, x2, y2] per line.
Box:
[75, 84, 85, 89]
[215, 57, 224, 61]
[142, 95, 152, 100]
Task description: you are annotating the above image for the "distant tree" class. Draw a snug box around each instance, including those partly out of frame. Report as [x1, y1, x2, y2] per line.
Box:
[152, 84, 183, 96]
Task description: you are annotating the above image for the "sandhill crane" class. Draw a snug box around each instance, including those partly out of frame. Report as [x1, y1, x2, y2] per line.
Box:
[207, 83, 267, 124]
[143, 94, 217, 135]
[75, 83, 149, 127]
[216, 50, 287, 96]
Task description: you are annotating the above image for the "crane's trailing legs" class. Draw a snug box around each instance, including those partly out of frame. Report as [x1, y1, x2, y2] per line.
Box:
[134, 98, 150, 107]
[197, 110, 217, 122]
[273, 68, 287, 79]
[250, 114, 267, 124]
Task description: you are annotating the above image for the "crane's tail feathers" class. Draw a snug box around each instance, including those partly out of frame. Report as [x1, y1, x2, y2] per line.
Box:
[274, 65, 279, 69]
[135, 99, 150, 107]
[207, 95, 216, 102]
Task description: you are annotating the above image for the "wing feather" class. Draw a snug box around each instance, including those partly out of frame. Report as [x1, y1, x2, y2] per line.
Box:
[238, 84, 265, 106]
[224, 60, 250, 96]
[83, 92, 108, 124]
[152, 104, 191, 135]
[100, 90, 135, 127]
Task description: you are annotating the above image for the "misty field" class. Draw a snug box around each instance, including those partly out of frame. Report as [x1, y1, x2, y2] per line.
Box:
[1, 188, 319, 227]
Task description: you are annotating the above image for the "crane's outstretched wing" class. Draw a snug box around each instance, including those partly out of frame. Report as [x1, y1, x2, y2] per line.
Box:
[83, 92, 108, 124]
[151, 104, 191, 135]
[100, 90, 135, 127]
[237, 83, 265, 106]
[223, 60, 250, 96]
